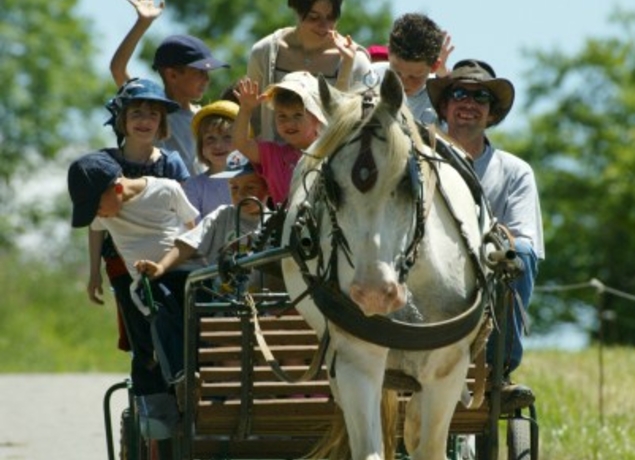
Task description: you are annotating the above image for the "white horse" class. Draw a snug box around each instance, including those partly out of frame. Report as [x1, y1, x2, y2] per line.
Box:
[281, 70, 493, 460]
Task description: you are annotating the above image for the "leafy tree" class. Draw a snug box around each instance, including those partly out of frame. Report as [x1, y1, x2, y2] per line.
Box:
[138, 0, 393, 97]
[498, 8, 635, 344]
[1, 0, 109, 248]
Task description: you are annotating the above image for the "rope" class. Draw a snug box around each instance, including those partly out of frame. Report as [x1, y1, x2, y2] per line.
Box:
[535, 278, 635, 303]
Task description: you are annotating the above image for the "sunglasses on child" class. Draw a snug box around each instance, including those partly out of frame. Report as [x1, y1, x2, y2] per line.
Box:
[447, 87, 496, 105]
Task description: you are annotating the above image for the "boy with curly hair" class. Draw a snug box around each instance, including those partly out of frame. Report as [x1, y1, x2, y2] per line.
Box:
[373, 13, 453, 125]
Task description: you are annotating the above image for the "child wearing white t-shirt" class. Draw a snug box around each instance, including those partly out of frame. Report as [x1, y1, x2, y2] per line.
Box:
[68, 150, 198, 439]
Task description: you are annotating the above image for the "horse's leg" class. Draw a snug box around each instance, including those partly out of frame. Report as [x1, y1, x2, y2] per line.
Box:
[403, 393, 421, 454]
[405, 352, 471, 460]
[334, 336, 388, 460]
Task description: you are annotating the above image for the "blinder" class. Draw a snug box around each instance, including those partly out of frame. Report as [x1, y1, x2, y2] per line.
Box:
[321, 160, 342, 208]
[406, 154, 423, 203]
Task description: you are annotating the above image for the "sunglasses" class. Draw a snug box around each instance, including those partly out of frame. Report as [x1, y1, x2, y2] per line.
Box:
[447, 87, 496, 105]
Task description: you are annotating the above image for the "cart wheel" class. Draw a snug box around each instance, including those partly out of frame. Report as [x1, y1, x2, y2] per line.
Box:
[120, 408, 149, 460]
[507, 417, 531, 460]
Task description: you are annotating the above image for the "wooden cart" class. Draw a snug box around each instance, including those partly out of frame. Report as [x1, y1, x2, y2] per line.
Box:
[105, 246, 538, 460]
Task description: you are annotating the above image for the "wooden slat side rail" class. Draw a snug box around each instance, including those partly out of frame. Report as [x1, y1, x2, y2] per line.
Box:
[201, 381, 332, 399]
[199, 345, 320, 365]
[189, 308, 497, 459]
[191, 437, 321, 459]
[200, 329, 320, 346]
[199, 315, 310, 332]
[188, 310, 337, 458]
[200, 365, 329, 382]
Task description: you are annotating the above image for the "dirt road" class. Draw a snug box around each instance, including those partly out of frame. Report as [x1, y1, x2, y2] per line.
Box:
[0, 374, 128, 460]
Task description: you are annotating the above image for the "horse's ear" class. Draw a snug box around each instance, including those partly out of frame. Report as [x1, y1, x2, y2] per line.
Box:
[318, 73, 341, 117]
[380, 69, 404, 115]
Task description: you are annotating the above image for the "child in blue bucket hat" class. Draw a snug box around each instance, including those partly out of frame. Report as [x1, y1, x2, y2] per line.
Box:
[110, 1, 229, 176]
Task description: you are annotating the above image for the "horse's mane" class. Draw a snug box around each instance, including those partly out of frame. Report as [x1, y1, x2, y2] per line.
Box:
[299, 91, 362, 171]
[295, 87, 425, 189]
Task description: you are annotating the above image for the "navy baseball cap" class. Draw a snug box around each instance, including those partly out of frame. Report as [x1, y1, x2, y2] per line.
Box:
[68, 151, 122, 228]
[212, 151, 256, 178]
[153, 35, 229, 71]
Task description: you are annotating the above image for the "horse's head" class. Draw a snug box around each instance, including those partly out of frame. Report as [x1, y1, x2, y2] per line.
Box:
[295, 70, 427, 317]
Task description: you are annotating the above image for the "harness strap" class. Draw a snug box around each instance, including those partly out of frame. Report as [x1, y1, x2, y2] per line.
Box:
[307, 275, 486, 351]
[464, 317, 494, 408]
[246, 294, 330, 384]
[426, 155, 490, 294]
[421, 157, 438, 222]
[419, 123, 485, 208]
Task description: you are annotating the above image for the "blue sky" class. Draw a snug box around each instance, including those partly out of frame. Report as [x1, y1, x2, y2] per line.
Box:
[78, 0, 626, 129]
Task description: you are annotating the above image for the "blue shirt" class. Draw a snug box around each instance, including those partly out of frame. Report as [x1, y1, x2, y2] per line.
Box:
[473, 142, 545, 259]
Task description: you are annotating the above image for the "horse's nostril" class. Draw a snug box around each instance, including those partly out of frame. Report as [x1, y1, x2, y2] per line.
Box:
[349, 280, 404, 315]
[385, 282, 397, 298]
[349, 283, 365, 304]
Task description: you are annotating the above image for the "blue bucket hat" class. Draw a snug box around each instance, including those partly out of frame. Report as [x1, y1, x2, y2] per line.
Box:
[153, 35, 229, 71]
[212, 151, 256, 178]
[105, 78, 180, 120]
[67, 151, 122, 228]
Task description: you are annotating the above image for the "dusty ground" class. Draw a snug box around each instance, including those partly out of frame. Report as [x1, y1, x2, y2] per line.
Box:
[0, 374, 128, 460]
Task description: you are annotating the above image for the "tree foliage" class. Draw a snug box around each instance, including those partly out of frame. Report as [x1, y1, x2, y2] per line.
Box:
[498, 8, 635, 344]
[1, 0, 109, 247]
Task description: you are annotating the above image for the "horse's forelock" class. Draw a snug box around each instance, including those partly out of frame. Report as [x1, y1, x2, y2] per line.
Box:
[295, 90, 425, 190]
[299, 93, 364, 171]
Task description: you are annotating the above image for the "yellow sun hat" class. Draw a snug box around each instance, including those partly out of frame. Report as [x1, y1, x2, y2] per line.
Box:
[191, 100, 243, 136]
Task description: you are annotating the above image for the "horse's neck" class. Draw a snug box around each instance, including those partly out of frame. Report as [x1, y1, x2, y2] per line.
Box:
[408, 158, 485, 320]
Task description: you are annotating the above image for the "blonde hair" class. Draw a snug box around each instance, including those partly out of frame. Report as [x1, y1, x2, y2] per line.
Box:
[195, 114, 235, 166]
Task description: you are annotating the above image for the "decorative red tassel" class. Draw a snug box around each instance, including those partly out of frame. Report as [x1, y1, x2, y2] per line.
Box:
[114, 182, 124, 194]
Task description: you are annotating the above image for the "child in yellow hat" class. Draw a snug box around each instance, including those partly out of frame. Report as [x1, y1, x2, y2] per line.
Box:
[184, 100, 242, 220]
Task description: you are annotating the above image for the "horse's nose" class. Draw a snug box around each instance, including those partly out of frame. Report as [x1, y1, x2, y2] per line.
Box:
[349, 280, 405, 316]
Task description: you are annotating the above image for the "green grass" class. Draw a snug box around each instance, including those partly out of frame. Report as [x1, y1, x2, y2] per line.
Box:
[2, 252, 634, 458]
[0, 252, 129, 372]
[512, 348, 635, 460]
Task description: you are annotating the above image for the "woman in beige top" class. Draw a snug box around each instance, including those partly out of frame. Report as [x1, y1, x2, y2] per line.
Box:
[246, 0, 372, 140]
